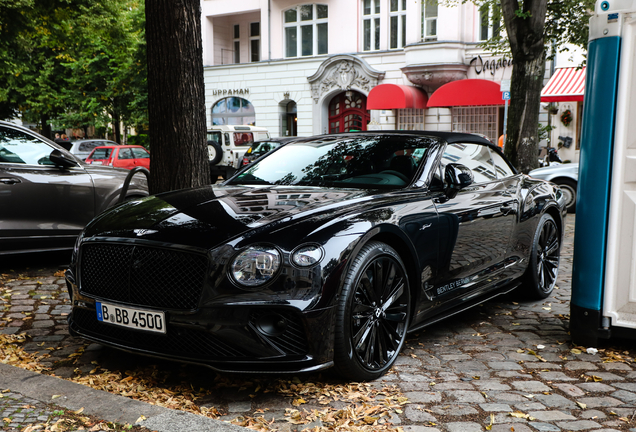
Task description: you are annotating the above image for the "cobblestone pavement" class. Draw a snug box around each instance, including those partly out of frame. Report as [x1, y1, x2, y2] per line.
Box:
[2, 216, 636, 432]
[0, 391, 62, 430]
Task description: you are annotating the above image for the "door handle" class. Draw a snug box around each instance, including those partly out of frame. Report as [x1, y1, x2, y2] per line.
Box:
[500, 205, 515, 216]
[0, 178, 21, 185]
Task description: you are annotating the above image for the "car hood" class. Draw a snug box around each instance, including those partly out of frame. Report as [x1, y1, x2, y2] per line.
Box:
[83, 185, 377, 250]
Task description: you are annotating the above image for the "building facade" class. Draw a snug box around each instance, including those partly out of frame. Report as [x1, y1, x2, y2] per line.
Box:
[201, 0, 518, 143]
[540, 47, 587, 164]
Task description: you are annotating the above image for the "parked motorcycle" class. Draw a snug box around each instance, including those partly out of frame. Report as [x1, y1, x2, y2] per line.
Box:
[538, 146, 563, 167]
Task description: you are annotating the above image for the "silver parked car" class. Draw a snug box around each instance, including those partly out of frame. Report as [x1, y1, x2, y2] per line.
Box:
[0, 121, 149, 255]
[529, 163, 578, 213]
[57, 138, 119, 161]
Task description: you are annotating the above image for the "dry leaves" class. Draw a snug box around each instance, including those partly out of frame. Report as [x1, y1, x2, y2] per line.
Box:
[0, 334, 50, 372]
[0, 331, 410, 432]
[601, 349, 633, 363]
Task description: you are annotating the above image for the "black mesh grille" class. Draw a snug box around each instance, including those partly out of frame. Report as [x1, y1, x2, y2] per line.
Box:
[73, 308, 248, 359]
[79, 243, 208, 310]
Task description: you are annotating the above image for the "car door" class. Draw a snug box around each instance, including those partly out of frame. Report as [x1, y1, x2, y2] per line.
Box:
[0, 125, 95, 253]
[428, 142, 518, 303]
[114, 147, 135, 169]
[130, 147, 150, 169]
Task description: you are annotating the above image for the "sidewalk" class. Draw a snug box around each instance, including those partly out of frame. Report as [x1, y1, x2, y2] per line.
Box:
[2, 216, 636, 432]
[0, 362, 246, 431]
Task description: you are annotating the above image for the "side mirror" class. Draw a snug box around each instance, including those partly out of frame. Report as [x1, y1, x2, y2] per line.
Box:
[444, 163, 473, 198]
[49, 149, 79, 169]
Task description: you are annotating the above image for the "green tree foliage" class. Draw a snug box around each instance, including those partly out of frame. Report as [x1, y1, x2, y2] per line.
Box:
[442, 0, 593, 172]
[0, 0, 33, 120]
[0, 0, 147, 141]
[477, 0, 595, 61]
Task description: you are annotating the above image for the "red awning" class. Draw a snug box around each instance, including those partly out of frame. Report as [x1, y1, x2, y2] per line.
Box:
[541, 67, 586, 102]
[367, 84, 428, 110]
[427, 79, 504, 107]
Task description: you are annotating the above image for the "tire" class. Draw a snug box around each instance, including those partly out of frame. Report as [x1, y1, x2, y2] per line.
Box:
[522, 213, 561, 299]
[207, 141, 223, 165]
[334, 242, 411, 381]
[554, 178, 577, 213]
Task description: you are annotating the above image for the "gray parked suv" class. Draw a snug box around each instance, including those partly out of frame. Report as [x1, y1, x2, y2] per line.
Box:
[0, 121, 148, 255]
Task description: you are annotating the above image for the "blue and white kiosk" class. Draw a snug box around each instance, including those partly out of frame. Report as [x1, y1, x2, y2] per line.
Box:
[571, 0, 636, 345]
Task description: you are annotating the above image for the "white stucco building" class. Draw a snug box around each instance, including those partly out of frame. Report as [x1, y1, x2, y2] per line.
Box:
[200, 0, 521, 144]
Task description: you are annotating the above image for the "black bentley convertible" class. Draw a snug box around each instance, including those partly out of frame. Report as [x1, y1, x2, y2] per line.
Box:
[65, 132, 566, 380]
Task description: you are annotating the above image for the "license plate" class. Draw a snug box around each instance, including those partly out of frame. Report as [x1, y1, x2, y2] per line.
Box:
[96, 302, 166, 334]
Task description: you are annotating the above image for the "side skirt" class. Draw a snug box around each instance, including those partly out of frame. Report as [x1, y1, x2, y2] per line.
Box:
[407, 282, 521, 333]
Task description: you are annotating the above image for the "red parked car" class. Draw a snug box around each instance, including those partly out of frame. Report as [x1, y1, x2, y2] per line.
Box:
[86, 145, 150, 170]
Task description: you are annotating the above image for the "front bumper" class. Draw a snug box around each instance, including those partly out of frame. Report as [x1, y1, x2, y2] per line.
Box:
[65, 244, 338, 374]
[67, 293, 336, 373]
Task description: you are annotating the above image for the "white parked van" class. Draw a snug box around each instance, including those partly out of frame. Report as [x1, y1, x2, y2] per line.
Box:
[207, 125, 270, 180]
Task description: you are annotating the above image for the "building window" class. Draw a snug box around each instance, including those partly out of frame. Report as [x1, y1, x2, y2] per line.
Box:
[211, 97, 256, 126]
[397, 109, 425, 130]
[451, 106, 499, 142]
[389, 0, 406, 49]
[282, 101, 298, 136]
[479, 4, 501, 41]
[362, 0, 380, 51]
[233, 24, 240, 64]
[250, 22, 260, 62]
[422, 0, 438, 41]
[284, 4, 328, 57]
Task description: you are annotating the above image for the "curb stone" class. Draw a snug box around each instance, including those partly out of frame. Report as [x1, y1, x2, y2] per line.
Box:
[0, 363, 248, 431]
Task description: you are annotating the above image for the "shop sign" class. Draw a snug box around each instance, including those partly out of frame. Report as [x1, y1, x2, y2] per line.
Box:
[469, 55, 513, 75]
[212, 89, 250, 96]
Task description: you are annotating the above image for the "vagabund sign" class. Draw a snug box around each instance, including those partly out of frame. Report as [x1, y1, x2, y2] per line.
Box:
[470, 55, 513, 75]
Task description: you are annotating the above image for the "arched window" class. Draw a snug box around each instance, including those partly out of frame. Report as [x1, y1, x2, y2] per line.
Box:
[281, 101, 298, 136]
[211, 97, 255, 125]
[284, 4, 328, 57]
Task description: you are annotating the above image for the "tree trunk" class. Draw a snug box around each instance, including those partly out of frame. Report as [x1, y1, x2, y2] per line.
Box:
[501, 0, 548, 173]
[40, 114, 51, 139]
[112, 111, 121, 144]
[504, 56, 546, 173]
[145, 0, 209, 194]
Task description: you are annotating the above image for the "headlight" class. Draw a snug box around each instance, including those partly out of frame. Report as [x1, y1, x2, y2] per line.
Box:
[231, 245, 281, 287]
[291, 244, 324, 267]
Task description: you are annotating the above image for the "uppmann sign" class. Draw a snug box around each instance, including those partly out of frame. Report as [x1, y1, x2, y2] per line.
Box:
[470, 55, 513, 76]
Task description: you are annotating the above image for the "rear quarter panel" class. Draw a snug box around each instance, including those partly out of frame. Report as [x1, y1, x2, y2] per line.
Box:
[508, 176, 565, 273]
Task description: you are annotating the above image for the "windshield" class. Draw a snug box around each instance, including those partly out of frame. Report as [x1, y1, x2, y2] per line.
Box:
[251, 141, 281, 155]
[229, 135, 438, 189]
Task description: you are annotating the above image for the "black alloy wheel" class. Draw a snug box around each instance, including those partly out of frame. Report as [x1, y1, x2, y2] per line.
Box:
[334, 242, 411, 381]
[523, 213, 561, 299]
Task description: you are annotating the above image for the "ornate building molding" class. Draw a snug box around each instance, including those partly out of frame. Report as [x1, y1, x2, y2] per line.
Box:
[307, 55, 385, 103]
[401, 64, 469, 90]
